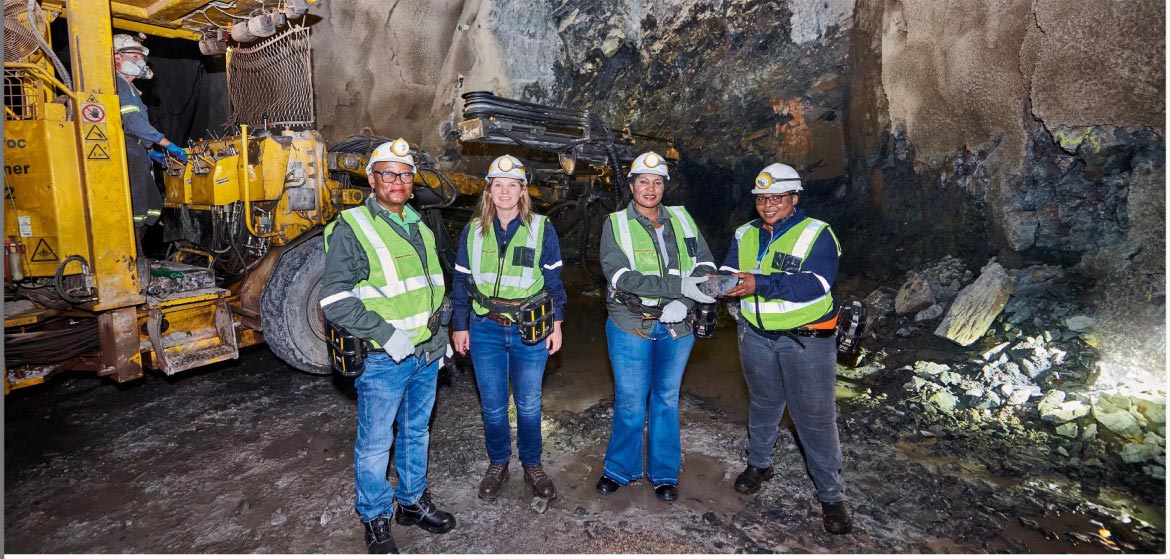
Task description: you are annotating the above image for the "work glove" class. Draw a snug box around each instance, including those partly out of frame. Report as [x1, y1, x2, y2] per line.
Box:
[383, 329, 414, 363]
[148, 149, 167, 166]
[681, 276, 716, 304]
[658, 300, 689, 324]
[164, 142, 189, 165]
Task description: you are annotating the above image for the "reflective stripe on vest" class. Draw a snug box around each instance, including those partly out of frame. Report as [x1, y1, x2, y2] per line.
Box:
[737, 217, 840, 331]
[468, 215, 547, 316]
[332, 206, 445, 346]
[609, 206, 698, 306]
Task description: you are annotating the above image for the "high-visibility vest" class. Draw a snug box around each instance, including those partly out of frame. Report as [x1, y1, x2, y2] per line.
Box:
[609, 206, 699, 306]
[467, 215, 547, 315]
[736, 217, 840, 331]
[322, 206, 445, 346]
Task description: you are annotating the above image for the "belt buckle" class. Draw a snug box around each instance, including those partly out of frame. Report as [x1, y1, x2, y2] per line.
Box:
[491, 313, 513, 327]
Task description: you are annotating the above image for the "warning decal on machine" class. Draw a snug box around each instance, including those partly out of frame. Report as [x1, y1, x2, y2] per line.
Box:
[86, 143, 111, 160]
[31, 238, 58, 262]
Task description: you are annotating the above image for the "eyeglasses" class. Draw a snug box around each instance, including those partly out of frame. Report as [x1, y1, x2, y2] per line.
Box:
[754, 194, 794, 206]
[372, 170, 415, 183]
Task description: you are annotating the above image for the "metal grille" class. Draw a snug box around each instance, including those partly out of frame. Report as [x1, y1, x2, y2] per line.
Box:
[4, 68, 38, 120]
[4, 0, 44, 62]
[227, 26, 314, 128]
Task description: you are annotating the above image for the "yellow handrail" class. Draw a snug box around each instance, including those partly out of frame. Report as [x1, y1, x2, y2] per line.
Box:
[3, 62, 78, 102]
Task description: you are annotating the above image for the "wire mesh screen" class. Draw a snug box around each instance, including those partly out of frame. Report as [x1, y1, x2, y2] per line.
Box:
[227, 26, 313, 128]
[4, 0, 45, 63]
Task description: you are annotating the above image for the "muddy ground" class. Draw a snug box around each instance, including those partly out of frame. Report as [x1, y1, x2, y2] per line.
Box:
[4, 272, 1165, 553]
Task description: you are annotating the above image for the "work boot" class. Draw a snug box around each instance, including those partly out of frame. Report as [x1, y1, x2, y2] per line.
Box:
[362, 516, 398, 554]
[654, 483, 679, 502]
[734, 465, 774, 495]
[395, 491, 456, 534]
[820, 500, 853, 535]
[478, 462, 510, 501]
[595, 475, 621, 495]
[523, 464, 557, 499]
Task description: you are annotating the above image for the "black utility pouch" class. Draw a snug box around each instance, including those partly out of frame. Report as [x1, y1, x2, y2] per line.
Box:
[327, 320, 367, 378]
[517, 290, 555, 345]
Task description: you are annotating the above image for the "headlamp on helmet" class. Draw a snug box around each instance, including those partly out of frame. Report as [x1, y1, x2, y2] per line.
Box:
[365, 138, 417, 175]
[485, 154, 528, 184]
[628, 151, 670, 180]
[751, 163, 803, 194]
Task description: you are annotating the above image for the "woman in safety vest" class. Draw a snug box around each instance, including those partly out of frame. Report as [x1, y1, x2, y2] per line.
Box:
[720, 162, 852, 535]
[594, 151, 717, 502]
[450, 155, 568, 502]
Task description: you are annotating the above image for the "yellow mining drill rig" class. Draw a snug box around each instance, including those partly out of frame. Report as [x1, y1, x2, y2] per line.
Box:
[2, 0, 385, 391]
[3, 0, 676, 393]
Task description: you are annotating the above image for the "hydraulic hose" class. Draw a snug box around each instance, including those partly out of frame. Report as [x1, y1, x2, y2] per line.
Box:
[54, 255, 95, 304]
[27, 0, 73, 93]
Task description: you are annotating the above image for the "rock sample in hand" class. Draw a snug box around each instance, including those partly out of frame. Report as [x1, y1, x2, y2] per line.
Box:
[933, 260, 1013, 346]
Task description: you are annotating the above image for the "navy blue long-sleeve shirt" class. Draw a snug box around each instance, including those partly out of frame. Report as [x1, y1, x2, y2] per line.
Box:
[116, 74, 165, 146]
[720, 209, 839, 315]
[451, 215, 567, 331]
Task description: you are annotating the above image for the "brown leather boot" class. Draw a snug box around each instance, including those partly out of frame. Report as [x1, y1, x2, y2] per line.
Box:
[478, 462, 509, 501]
[523, 464, 557, 499]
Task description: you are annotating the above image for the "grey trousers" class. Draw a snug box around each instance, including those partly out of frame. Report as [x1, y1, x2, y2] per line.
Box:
[738, 324, 844, 503]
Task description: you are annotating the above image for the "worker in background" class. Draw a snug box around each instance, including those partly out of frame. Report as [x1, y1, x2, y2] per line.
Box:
[594, 151, 717, 502]
[113, 33, 187, 251]
[450, 155, 568, 503]
[719, 163, 851, 535]
[319, 139, 456, 554]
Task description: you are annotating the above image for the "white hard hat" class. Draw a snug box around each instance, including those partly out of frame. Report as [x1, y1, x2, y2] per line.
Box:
[365, 138, 416, 175]
[752, 163, 802, 194]
[485, 154, 527, 184]
[113, 33, 149, 56]
[628, 151, 669, 180]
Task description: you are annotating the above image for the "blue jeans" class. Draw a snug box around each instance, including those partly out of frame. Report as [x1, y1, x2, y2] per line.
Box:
[468, 314, 550, 466]
[602, 318, 696, 486]
[738, 324, 844, 503]
[353, 352, 439, 522]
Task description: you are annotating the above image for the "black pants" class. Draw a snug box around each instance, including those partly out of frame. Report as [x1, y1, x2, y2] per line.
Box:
[126, 145, 163, 227]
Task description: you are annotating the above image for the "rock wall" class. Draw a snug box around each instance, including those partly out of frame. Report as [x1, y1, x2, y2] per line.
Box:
[846, 0, 1165, 388]
[305, 0, 1164, 388]
[309, 0, 855, 252]
[307, 0, 465, 141]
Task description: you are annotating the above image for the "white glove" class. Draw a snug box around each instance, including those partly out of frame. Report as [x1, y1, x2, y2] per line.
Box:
[383, 329, 414, 363]
[658, 300, 689, 324]
[681, 276, 716, 304]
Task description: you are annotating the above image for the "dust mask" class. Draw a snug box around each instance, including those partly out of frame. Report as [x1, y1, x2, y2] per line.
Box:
[119, 58, 153, 80]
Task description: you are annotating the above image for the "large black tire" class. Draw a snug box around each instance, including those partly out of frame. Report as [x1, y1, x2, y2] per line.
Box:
[262, 236, 331, 374]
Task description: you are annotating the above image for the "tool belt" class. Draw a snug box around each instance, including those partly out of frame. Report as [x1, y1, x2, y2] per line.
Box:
[327, 320, 367, 378]
[327, 296, 452, 377]
[471, 289, 554, 345]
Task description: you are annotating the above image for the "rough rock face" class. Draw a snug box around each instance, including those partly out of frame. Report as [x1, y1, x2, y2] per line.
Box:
[305, 0, 1163, 387]
[846, 0, 1165, 388]
[310, 0, 855, 253]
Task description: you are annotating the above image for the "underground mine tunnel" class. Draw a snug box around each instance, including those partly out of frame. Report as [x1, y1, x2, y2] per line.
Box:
[3, 0, 1165, 554]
